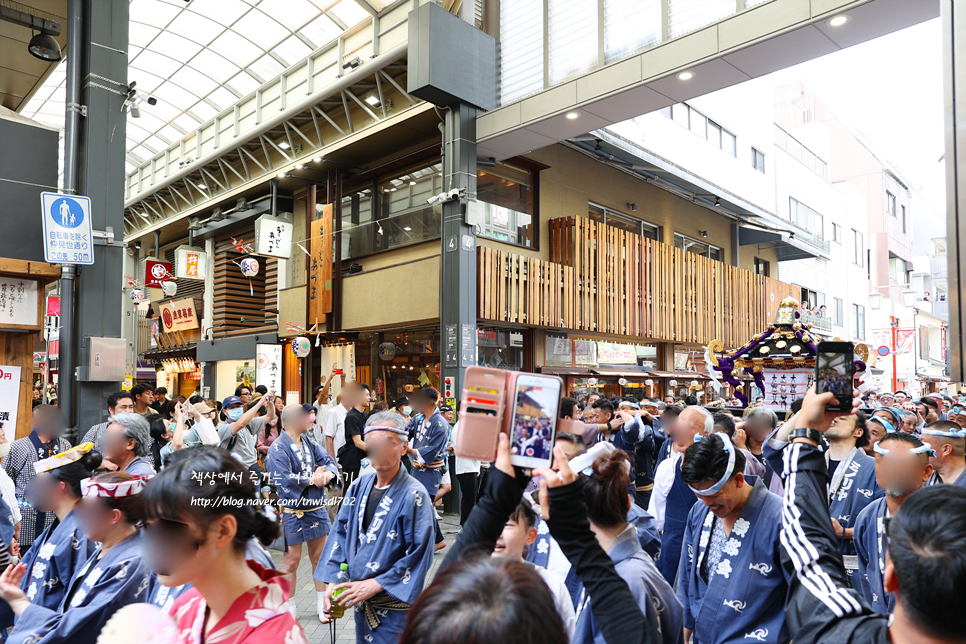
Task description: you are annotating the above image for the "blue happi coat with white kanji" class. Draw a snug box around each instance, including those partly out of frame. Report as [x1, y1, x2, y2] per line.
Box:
[853, 497, 894, 615]
[675, 479, 791, 644]
[315, 465, 436, 644]
[826, 448, 882, 589]
[407, 411, 450, 496]
[268, 431, 339, 544]
[8, 532, 151, 644]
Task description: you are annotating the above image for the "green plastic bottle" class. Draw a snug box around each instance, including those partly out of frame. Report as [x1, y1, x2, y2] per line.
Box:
[330, 564, 350, 619]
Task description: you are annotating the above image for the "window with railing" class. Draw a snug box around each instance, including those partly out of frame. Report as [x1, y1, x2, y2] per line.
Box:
[662, 104, 736, 157]
[789, 198, 826, 250]
[477, 161, 536, 248]
[774, 124, 827, 180]
[674, 233, 721, 261]
[340, 159, 538, 258]
[341, 161, 443, 259]
[588, 204, 659, 240]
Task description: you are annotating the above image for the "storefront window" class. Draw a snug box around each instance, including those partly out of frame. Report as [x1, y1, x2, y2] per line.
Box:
[359, 329, 441, 403]
[477, 327, 525, 370]
[477, 162, 536, 249]
[545, 334, 574, 366]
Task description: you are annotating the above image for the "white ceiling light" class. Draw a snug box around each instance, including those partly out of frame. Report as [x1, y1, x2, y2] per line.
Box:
[677, 71, 694, 81]
[277, 172, 287, 178]
[294, 163, 304, 170]
[565, 112, 579, 120]
[828, 14, 850, 27]
[279, 141, 291, 150]
[313, 156, 322, 163]
[409, 181, 417, 185]
[364, 94, 380, 106]
[197, 183, 207, 190]
[403, 227, 412, 231]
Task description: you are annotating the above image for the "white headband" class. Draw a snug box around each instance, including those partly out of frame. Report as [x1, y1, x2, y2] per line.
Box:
[872, 440, 936, 458]
[689, 433, 737, 496]
[921, 426, 966, 439]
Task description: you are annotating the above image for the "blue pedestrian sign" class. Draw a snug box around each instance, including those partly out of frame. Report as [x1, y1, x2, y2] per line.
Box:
[41, 192, 94, 265]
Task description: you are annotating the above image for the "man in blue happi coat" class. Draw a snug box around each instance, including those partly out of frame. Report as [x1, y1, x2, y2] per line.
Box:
[318, 411, 436, 644]
[405, 387, 449, 550]
[921, 420, 966, 487]
[853, 431, 933, 615]
[676, 432, 791, 644]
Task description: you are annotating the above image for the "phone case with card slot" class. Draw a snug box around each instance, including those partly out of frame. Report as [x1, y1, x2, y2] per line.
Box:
[456, 367, 510, 461]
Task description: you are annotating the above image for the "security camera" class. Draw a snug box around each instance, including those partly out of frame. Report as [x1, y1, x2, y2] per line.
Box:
[426, 194, 441, 205]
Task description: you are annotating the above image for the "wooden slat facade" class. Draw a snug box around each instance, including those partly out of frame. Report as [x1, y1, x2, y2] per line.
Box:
[212, 225, 279, 339]
[482, 217, 799, 349]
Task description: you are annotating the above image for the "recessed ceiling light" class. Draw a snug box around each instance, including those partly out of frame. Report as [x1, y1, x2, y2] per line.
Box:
[294, 163, 304, 170]
[828, 14, 850, 27]
[313, 156, 322, 163]
[677, 71, 694, 81]
[403, 227, 412, 231]
[565, 112, 579, 120]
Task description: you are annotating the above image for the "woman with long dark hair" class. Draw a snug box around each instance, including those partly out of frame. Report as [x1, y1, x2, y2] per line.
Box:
[140, 446, 306, 644]
[0, 472, 151, 644]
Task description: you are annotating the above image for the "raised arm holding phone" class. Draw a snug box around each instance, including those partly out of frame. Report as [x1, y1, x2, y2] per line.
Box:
[769, 385, 966, 644]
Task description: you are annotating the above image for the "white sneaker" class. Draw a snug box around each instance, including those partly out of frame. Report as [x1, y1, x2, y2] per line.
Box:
[435, 509, 441, 519]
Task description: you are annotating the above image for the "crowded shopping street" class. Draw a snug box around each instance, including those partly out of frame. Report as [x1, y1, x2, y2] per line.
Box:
[0, 0, 964, 643]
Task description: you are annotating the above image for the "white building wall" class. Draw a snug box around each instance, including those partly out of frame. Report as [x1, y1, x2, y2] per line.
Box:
[607, 82, 775, 215]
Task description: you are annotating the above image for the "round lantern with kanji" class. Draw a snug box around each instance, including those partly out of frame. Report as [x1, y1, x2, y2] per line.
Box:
[240, 258, 259, 277]
[129, 289, 145, 302]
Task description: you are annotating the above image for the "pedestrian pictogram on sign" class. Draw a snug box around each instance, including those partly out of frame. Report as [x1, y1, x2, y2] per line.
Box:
[41, 192, 94, 264]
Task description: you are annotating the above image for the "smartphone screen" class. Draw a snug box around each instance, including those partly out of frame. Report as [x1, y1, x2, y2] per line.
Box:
[509, 376, 561, 468]
[816, 342, 855, 412]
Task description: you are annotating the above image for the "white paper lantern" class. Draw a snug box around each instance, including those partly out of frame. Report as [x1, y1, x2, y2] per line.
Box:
[587, 377, 598, 386]
[645, 379, 654, 387]
[668, 379, 677, 387]
[129, 289, 145, 302]
[618, 378, 628, 386]
[690, 380, 699, 387]
[291, 336, 311, 358]
[160, 281, 177, 297]
[240, 257, 260, 277]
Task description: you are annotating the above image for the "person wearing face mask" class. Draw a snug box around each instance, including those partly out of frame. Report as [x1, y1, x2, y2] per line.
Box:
[3, 406, 71, 549]
[0, 445, 100, 634]
[853, 432, 935, 615]
[0, 472, 151, 644]
[217, 392, 276, 494]
[139, 448, 304, 643]
[267, 405, 339, 623]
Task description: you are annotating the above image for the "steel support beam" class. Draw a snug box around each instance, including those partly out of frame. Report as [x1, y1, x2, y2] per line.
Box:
[67, 0, 129, 436]
[943, 0, 966, 380]
[440, 103, 478, 403]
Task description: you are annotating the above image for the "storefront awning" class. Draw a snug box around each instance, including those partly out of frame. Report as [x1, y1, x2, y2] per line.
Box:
[647, 370, 711, 380]
[593, 369, 650, 378]
[539, 366, 592, 376]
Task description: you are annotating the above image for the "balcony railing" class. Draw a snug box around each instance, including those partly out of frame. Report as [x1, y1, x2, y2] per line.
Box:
[478, 217, 799, 348]
[796, 231, 830, 254]
[800, 312, 832, 334]
[932, 299, 950, 321]
[932, 257, 948, 281]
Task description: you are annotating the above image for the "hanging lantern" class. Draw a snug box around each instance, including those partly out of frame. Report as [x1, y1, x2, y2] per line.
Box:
[587, 377, 598, 386]
[130, 289, 145, 302]
[618, 378, 628, 386]
[240, 258, 259, 277]
[668, 379, 677, 387]
[378, 342, 396, 361]
[645, 379, 654, 387]
[291, 336, 311, 358]
[160, 281, 178, 297]
[690, 380, 699, 388]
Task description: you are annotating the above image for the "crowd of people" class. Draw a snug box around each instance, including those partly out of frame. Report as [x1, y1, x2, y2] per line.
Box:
[0, 371, 962, 644]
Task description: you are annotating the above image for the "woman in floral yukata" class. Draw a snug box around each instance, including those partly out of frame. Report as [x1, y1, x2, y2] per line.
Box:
[140, 446, 307, 644]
